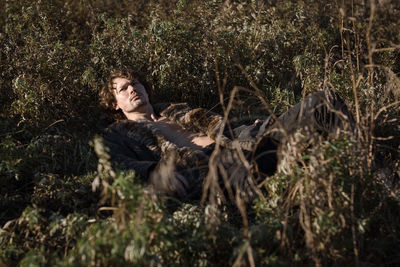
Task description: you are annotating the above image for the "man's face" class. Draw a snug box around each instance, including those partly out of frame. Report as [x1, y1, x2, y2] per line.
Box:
[112, 77, 149, 114]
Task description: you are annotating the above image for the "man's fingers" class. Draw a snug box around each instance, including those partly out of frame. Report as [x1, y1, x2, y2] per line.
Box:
[172, 172, 188, 197]
[149, 168, 189, 197]
[176, 172, 189, 188]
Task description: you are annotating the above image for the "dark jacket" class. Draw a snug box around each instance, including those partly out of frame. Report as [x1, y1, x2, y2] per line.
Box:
[102, 102, 276, 199]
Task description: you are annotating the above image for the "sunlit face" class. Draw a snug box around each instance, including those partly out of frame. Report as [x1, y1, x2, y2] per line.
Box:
[112, 77, 149, 115]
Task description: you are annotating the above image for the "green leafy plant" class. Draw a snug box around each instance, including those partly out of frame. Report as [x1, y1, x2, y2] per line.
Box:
[1, 0, 400, 266]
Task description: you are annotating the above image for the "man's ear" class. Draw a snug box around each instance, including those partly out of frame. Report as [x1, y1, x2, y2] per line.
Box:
[113, 102, 120, 110]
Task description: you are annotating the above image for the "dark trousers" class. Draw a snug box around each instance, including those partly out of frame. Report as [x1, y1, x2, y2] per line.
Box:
[254, 90, 356, 176]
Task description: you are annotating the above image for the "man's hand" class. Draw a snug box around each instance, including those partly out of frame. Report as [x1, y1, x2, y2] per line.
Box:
[171, 171, 189, 198]
[149, 155, 189, 198]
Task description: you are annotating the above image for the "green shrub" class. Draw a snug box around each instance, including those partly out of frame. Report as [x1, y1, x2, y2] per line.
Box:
[1, 0, 400, 266]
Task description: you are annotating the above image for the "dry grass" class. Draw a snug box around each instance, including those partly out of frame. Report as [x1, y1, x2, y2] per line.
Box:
[1, 0, 400, 265]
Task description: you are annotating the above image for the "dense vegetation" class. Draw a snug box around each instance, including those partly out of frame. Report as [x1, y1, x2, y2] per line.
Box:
[1, 0, 400, 265]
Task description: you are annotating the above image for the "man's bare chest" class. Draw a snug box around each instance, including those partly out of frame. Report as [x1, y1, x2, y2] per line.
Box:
[151, 118, 214, 149]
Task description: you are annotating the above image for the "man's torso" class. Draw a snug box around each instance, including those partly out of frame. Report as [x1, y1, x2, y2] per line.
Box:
[148, 117, 214, 150]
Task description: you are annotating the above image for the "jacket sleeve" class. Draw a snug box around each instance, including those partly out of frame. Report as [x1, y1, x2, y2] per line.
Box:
[102, 128, 159, 179]
[157, 103, 224, 138]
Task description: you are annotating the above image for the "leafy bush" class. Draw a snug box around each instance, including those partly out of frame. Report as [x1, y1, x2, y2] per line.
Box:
[1, 0, 400, 266]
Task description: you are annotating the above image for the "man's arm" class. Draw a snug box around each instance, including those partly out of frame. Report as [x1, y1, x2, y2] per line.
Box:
[102, 129, 159, 179]
[102, 126, 189, 197]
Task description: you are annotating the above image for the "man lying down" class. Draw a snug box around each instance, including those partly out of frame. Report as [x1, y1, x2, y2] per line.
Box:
[98, 69, 356, 202]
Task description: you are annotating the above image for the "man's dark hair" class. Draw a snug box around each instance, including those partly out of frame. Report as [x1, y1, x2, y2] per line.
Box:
[99, 69, 153, 110]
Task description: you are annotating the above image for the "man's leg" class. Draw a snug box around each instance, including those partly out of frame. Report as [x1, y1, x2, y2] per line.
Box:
[254, 90, 356, 177]
[269, 90, 356, 142]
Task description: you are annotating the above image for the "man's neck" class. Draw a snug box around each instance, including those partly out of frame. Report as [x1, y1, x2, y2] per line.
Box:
[124, 104, 157, 122]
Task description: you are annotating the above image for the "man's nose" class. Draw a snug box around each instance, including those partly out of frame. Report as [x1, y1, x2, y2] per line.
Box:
[128, 85, 135, 94]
